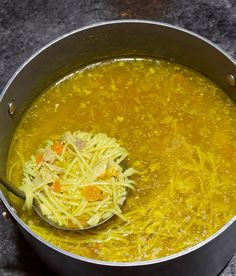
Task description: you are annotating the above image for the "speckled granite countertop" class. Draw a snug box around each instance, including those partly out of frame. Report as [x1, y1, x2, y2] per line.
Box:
[0, 0, 236, 275]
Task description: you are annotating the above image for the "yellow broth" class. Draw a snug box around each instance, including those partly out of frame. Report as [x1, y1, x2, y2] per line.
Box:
[7, 58, 236, 262]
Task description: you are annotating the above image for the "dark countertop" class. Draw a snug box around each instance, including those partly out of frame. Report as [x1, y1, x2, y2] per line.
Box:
[0, 0, 236, 275]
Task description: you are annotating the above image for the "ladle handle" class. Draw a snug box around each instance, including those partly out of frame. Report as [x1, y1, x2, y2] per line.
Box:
[0, 176, 26, 200]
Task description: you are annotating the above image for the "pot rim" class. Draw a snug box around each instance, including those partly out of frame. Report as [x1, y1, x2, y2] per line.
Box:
[1, 19, 236, 267]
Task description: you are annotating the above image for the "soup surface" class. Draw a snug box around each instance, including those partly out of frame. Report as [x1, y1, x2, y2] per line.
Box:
[8, 58, 236, 262]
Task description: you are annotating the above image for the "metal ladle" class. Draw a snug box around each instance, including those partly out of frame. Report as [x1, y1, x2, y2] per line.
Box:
[0, 175, 128, 231]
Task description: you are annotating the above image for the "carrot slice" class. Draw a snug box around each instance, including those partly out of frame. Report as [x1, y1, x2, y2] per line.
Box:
[36, 152, 44, 164]
[50, 181, 61, 193]
[52, 141, 64, 155]
[82, 185, 103, 202]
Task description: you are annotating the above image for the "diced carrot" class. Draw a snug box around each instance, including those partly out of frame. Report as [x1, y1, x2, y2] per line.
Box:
[50, 181, 61, 193]
[36, 152, 44, 164]
[52, 141, 64, 155]
[82, 185, 103, 202]
[173, 73, 186, 84]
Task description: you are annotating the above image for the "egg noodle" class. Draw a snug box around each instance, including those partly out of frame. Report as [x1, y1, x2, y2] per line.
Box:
[20, 131, 136, 229]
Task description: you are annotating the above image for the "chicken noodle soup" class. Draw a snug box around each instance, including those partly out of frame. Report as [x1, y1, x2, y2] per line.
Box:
[7, 58, 236, 261]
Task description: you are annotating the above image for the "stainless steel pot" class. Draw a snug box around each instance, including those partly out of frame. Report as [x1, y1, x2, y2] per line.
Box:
[0, 20, 236, 276]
